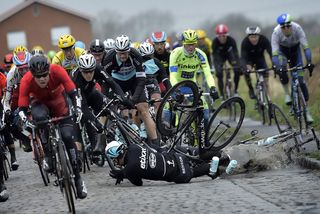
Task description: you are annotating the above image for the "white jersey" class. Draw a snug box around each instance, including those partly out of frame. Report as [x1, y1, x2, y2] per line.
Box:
[271, 22, 309, 56]
[3, 65, 24, 112]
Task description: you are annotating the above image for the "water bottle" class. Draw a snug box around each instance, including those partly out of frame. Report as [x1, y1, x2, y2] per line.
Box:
[139, 122, 147, 139]
[257, 137, 275, 146]
[209, 156, 219, 176]
[225, 160, 238, 175]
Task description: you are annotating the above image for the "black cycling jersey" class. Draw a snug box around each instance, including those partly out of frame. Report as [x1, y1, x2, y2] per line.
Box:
[102, 48, 147, 103]
[212, 36, 240, 59]
[241, 35, 272, 66]
[153, 50, 170, 76]
[118, 144, 193, 186]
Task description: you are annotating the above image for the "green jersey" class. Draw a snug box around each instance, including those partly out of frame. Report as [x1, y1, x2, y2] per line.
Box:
[169, 47, 216, 88]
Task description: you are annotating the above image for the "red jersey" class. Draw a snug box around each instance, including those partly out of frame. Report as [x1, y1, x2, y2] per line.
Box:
[19, 64, 75, 117]
[0, 72, 6, 98]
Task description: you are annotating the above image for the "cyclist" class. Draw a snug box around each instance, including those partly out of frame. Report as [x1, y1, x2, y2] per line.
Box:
[271, 13, 314, 122]
[18, 55, 87, 199]
[196, 29, 213, 67]
[241, 26, 272, 99]
[105, 141, 231, 186]
[212, 24, 242, 98]
[75, 40, 86, 50]
[102, 35, 159, 146]
[103, 38, 115, 52]
[3, 50, 34, 170]
[52, 34, 86, 73]
[138, 42, 171, 113]
[169, 29, 219, 126]
[71, 53, 129, 160]
[89, 39, 106, 66]
[3, 53, 13, 75]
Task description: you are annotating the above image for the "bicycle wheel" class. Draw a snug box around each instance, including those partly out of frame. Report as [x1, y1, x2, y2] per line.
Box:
[225, 78, 237, 121]
[205, 96, 245, 151]
[58, 143, 76, 214]
[32, 137, 49, 186]
[273, 103, 292, 133]
[296, 86, 308, 132]
[156, 80, 200, 137]
[1, 155, 9, 181]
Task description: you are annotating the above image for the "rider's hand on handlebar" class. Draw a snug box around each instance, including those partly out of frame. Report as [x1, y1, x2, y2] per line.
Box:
[210, 86, 219, 100]
[306, 63, 315, 76]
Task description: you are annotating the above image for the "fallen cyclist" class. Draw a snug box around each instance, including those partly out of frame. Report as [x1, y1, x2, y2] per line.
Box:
[105, 141, 233, 186]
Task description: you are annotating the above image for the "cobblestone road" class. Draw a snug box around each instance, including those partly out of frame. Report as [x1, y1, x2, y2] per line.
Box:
[1, 145, 320, 214]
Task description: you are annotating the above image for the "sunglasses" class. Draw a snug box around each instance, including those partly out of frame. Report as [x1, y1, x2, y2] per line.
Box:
[281, 24, 292, 29]
[34, 73, 49, 78]
[80, 69, 95, 74]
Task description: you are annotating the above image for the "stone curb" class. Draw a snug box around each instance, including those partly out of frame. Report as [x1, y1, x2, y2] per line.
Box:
[295, 156, 320, 170]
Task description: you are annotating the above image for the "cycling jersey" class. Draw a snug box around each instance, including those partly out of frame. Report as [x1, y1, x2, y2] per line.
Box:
[198, 37, 213, 66]
[102, 48, 147, 104]
[118, 144, 193, 186]
[241, 35, 272, 66]
[19, 64, 75, 117]
[169, 47, 215, 87]
[0, 72, 6, 98]
[271, 21, 311, 67]
[4, 65, 25, 112]
[51, 47, 86, 73]
[153, 50, 170, 76]
[212, 36, 240, 59]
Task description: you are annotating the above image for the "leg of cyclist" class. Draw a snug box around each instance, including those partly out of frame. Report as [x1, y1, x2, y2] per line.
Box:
[0, 155, 9, 202]
[277, 54, 291, 105]
[60, 121, 87, 199]
[228, 52, 242, 95]
[5, 130, 19, 171]
[30, 103, 52, 172]
[243, 63, 256, 99]
[213, 56, 225, 99]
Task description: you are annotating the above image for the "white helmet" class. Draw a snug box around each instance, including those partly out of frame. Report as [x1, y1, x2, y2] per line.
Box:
[115, 35, 130, 52]
[105, 141, 126, 158]
[138, 42, 154, 56]
[78, 53, 96, 70]
[103, 38, 115, 51]
[245, 26, 261, 35]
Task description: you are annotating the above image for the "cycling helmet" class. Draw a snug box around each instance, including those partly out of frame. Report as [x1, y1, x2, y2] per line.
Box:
[13, 45, 28, 55]
[32, 45, 44, 52]
[78, 53, 96, 70]
[151, 31, 167, 43]
[58, 34, 76, 49]
[12, 51, 32, 67]
[196, 29, 207, 39]
[4, 53, 13, 64]
[138, 42, 154, 56]
[115, 35, 131, 52]
[47, 50, 56, 60]
[75, 40, 86, 49]
[103, 38, 115, 50]
[215, 24, 229, 35]
[277, 13, 292, 25]
[245, 26, 261, 35]
[182, 29, 198, 44]
[29, 55, 50, 76]
[130, 42, 140, 49]
[89, 39, 105, 53]
[105, 141, 126, 158]
[31, 49, 44, 56]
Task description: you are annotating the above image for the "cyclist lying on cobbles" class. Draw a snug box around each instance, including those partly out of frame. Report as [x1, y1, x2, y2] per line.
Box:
[105, 141, 231, 186]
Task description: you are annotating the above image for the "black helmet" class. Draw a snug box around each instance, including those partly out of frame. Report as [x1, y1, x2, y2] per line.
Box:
[29, 55, 50, 76]
[89, 39, 105, 53]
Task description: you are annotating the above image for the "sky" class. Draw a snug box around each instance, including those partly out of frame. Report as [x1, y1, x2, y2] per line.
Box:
[1, 0, 320, 31]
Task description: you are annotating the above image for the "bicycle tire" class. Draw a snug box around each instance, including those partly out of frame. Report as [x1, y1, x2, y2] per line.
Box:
[205, 96, 245, 151]
[1, 156, 9, 181]
[273, 103, 292, 133]
[156, 80, 200, 136]
[297, 86, 308, 132]
[58, 143, 76, 214]
[33, 138, 49, 186]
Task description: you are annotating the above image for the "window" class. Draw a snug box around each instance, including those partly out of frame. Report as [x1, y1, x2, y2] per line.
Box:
[7, 31, 27, 50]
[51, 26, 71, 45]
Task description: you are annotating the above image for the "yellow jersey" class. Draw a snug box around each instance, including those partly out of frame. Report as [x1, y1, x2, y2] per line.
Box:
[51, 47, 86, 72]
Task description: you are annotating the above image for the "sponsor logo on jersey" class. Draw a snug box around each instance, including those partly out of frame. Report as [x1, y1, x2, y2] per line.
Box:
[149, 153, 156, 168]
[140, 148, 147, 169]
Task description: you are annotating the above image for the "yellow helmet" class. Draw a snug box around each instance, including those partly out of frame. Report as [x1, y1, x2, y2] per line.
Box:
[196, 29, 207, 39]
[131, 42, 140, 49]
[13, 45, 28, 55]
[58, 34, 76, 49]
[182, 29, 198, 45]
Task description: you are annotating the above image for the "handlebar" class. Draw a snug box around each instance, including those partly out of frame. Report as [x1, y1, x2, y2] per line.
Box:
[33, 115, 74, 126]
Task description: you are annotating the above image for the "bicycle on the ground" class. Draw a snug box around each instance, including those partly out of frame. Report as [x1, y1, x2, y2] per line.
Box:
[246, 67, 274, 125]
[156, 80, 246, 161]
